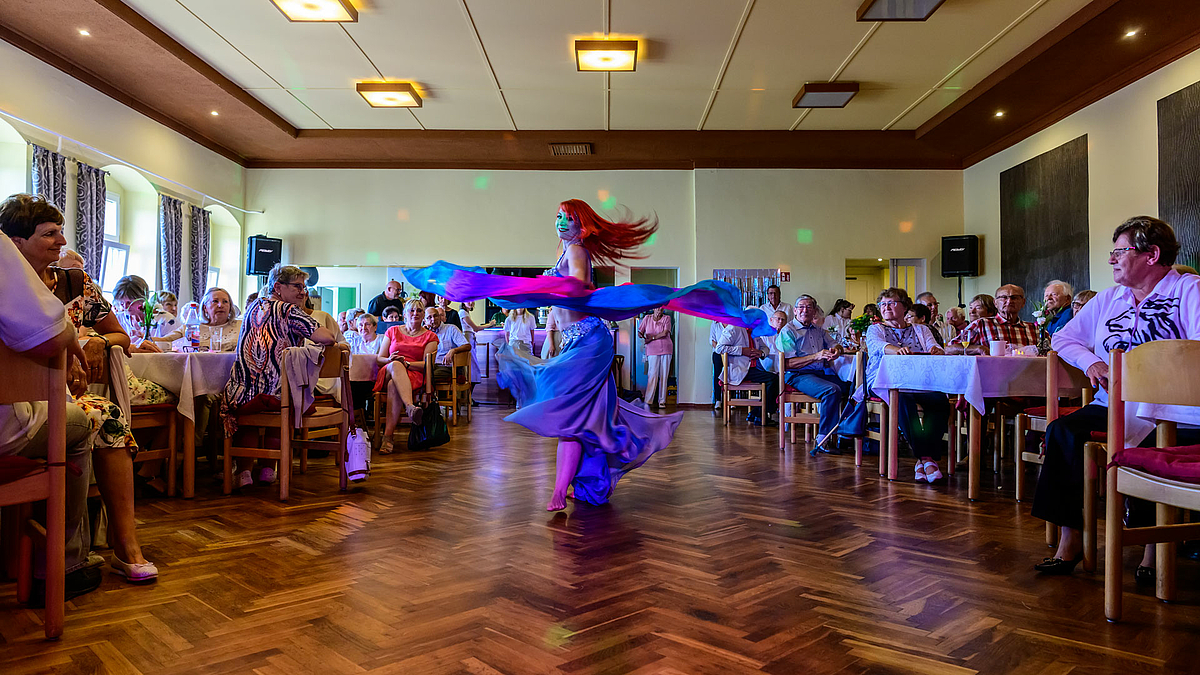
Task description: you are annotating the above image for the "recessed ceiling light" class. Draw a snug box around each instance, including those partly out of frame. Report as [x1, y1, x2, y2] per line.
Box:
[269, 0, 357, 22]
[78, 29, 90, 36]
[210, 111, 219, 116]
[792, 82, 860, 108]
[857, 0, 946, 21]
[356, 82, 422, 108]
[1125, 30, 1139, 37]
[751, 88, 765, 91]
[575, 39, 638, 72]
[995, 111, 1005, 117]
[877, 258, 883, 262]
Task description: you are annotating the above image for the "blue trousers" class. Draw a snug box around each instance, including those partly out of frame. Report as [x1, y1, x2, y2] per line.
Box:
[784, 370, 850, 439]
[839, 391, 950, 460]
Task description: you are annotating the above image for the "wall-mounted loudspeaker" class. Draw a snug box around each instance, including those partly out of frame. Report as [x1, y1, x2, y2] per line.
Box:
[246, 235, 282, 276]
[941, 235, 979, 277]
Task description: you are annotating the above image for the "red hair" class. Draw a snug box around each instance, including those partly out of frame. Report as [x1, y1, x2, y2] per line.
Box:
[559, 199, 657, 266]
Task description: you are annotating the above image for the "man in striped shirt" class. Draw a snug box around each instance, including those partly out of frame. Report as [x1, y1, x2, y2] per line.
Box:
[960, 284, 1039, 348]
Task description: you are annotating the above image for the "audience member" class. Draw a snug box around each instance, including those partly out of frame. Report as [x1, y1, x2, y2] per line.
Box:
[823, 299, 854, 337]
[382, 306, 401, 324]
[1034, 217, 1200, 577]
[638, 306, 674, 408]
[162, 287, 241, 352]
[305, 297, 346, 344]
[759, 310, 788, 373]
[906, 303, 943, 347]
[337, 311, 350, 334]
[347, 313, 382, 355]
[112, 275, 177, 340]
[159, 291, 178, 318]
[345, 308, 365, 334]
[844, 288, 949, 482]
[716, 318, 777, 426]
[542, 307, 563, 358]
[457, 301, 493, 393]
[915, 292, 947, 339]
[367, 280, 405, 319]
[220, 264, 336, 488]
[967, 294, 996, 321]
[1040, 280, 1074, 335]
[944, 306, 968, 338]
[758, 284, 792, 323]
[435, 295, 463, 331]
[1, 193, 158, 582]
[710, 321, 725, 410]
[861, 303, 882, 323]
[57, 248, 85, 270]
[1, 233, 101, 601]
[504, 307, 537, 353]
[374, 298, 438, 454]
[1071, 289, 1095, 311]
[427, 307, 471, 385]
[778, 295, 848, 452]
[959, 285, 1037, 348]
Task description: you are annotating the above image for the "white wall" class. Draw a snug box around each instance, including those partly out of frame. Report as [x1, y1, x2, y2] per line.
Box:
[248, 167, 963, 402]
[964, 46, 1200, 300]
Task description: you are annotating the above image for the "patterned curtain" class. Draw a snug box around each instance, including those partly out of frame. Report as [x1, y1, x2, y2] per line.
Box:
[31, 144, 67, 210]
[188, 204, 211, 302]
[159, 194, 184, 295]
[75, 162, 108, 279]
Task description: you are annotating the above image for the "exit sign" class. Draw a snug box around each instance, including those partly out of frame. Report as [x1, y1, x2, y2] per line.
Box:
[779, 271, 790, 282]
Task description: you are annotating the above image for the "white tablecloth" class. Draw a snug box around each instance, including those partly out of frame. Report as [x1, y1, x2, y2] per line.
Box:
[872, 354, 1089, 414]
[128, 352, 237, 420]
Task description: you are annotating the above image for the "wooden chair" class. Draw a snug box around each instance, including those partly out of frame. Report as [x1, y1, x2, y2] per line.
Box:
[0, 343, 67, 639]
[1104, 340, 1200, 621]
[851, 351, 890, 474]
[720, 352, 765, 426]
[223, 344, 353, 501]
[372, 354, 434, 448]
[96, 346, 181, 497]
[776, 363, 821, 450]
[433, 350, 472, 426]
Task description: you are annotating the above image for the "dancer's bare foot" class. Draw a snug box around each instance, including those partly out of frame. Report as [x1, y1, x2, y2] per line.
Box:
[546, 491, 568, 511]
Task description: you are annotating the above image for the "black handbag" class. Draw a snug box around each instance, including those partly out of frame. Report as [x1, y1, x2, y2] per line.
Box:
[407, 400, 450, 450]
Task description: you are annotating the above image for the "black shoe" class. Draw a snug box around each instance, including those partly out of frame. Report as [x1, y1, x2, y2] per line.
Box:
[1135, 565, 1155, 587]
[1034, 553, 1083, 575]
[28, 566, 102, 608]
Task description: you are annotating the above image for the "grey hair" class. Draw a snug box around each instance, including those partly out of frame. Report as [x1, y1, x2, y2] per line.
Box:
[947, 306, 966, 321]
[794, 294, 821, 313]
[347, 308, 365, 324]
[112, 275, 150, 302]
[266, 263, 308, 296]
[1044, 279, 1074, 297]
[200, 287, 239, 323]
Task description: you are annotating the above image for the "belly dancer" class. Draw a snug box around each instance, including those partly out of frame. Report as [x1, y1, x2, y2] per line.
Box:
[405, 199, 771, 511]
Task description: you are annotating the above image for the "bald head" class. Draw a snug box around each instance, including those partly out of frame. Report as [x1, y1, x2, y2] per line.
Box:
[994, 284, 1026, 319]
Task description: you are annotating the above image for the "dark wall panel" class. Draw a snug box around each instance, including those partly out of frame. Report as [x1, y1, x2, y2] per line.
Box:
[1159, 80, 1200, 270]
[1000, 134, 1089, 320]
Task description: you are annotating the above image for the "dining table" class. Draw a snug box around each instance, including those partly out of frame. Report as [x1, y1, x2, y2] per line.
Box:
[128, 350, 378, 497]
[871, 353, 1089, 500]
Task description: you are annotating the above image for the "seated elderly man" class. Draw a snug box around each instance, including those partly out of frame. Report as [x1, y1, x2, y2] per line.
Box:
[915, 292, 947, 339]
[778, 295, 848, 452]
[1033, 216, 1200, 578]
[1040, 280, 1074, 335]
[944, 306, 968, 339]
[425, 306, 471, 382]
[716, 320, 778, 426]
[959, 284, 1038, 348]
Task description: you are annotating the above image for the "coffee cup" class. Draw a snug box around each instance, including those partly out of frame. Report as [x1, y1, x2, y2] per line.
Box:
[988, 339, 1008, 357]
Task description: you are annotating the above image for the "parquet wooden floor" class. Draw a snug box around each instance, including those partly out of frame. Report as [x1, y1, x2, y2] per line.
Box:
[4, 408, 1200, 674]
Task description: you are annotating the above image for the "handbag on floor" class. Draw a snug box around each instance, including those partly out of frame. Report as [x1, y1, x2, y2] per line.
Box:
[346, 427, 371, 482]
[408, 401, 450, 451]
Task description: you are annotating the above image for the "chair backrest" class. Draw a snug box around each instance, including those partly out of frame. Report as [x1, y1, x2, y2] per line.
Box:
[452, 348, 470, 370]
[0, 343, 65, 404]
[318, 343, 351, 379]
[1118, 340, 1200, 407]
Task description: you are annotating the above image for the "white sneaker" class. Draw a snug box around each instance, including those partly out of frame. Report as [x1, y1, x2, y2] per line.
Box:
[236, 469, 253, 489]
[256, 466, 277, 485]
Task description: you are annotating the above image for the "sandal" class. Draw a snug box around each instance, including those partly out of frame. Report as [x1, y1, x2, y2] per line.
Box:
[914, 463, 927, 482]
[922, 461, 944, 482]
[378, 439, 394, 455]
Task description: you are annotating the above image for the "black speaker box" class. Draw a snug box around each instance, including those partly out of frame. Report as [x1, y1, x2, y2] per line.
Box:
[941, 235, 979, 277]
[246, 235, 282, 276]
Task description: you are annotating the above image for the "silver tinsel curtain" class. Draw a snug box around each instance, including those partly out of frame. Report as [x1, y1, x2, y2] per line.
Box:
[31, 144, 67, 210]
[188, 204, 211, 302]
[158, 194, 184, 295]
[75, 162, 108, 279]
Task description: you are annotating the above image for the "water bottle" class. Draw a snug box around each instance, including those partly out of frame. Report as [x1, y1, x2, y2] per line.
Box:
[180, 302, 202, 352]
[186, 320, 201, 352]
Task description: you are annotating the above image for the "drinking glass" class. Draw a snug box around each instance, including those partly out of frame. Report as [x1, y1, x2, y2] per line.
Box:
[209, 326, 224, 352]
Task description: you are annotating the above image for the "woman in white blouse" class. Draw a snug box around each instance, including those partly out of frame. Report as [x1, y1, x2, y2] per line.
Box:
[823, 298, 854, 335]
[504, 307, 537, 353]
[162, 287, 242, 352]
[348, 313, 383, 355]
[457, 302, 494, 389]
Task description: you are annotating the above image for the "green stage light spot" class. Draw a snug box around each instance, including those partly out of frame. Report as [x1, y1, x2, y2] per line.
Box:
[796, 228, 813, 244]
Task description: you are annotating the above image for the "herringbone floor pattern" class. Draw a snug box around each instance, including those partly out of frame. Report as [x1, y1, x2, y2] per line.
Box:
[3, 408, 1199, 674]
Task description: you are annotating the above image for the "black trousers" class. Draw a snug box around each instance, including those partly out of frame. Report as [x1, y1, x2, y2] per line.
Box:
[740, 366, 779, 415]
[712, 352, 723, 404]
[1032, 404, 1200, 529]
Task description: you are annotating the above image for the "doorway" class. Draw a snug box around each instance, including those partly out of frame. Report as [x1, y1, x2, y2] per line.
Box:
[890, 258, 926, 299]
[627, 268, 678, 399]
[845, 259, 888, 314]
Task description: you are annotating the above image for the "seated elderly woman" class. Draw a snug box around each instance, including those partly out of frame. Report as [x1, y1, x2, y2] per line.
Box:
[1040, 280, 1074, 335]
[374, 298, 439, 453]
[1071, 289, 1095, 311]
[220, 264, 336, 488]
[967, 294, 996, 322]
[1, 193, 158, 583]
[905, 303, 943, 347]
[843, 288, 950, 483]
[162, 287, 241, 352]
[112, 275, 178, 340]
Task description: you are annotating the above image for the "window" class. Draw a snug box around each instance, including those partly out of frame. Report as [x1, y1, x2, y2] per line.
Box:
[104, 192, 120, 241]
[207, 266, 220, 291]
[99, 242, 130, 295]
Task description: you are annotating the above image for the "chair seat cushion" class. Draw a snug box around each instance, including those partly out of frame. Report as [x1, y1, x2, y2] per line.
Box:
[1023, 405, 1082, 418]
[1111, 445, 1200, 485]
[1090, 431, 1107, 442]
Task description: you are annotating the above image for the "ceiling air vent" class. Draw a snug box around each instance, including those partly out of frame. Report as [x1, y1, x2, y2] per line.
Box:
[549, 142, 593, 156]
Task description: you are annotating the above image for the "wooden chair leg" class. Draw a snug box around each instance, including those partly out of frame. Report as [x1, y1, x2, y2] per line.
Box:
[166, 413, 178, 498]
[299, 428, 309, 475]
[1104, 465, 1124, 621]
[223, 436, 233, 495]
[15, 504, 32, 604]
[1046, 521, 1058, 547]
[854, 437, 862, 467]
[279, 429, 291, 502]
[338, 420, 349, 492]
[1014, 414, 1027, 502]
[1157, 503, 1177, 601]
[1083, 442, 1098, 572]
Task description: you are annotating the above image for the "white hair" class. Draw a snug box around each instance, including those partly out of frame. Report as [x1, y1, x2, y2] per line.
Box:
[1044, 279, 1074, 297]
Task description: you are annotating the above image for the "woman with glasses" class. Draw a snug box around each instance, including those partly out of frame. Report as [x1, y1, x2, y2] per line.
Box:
[1070, 290, 1095, 312]
[220, 264, 337, 488]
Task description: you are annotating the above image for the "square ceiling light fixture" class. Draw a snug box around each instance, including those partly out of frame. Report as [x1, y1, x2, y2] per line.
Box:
[270, 0, 358, 22]
[857, 0, 946, 21]
[792, 82, 860, 108]
[575, 39, 638, 72]
[356, 82, 422, 108]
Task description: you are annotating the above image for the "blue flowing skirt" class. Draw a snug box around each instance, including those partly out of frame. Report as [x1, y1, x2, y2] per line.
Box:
[498, 317, 682, 506]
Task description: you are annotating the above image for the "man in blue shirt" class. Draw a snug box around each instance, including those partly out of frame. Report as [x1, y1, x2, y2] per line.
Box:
[779, 295, 850, 453]
[1041, 280, 1074, 335]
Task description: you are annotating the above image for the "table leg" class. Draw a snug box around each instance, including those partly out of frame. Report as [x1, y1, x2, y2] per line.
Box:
[968, 407, 982, 501]
[887, 389, 899, 481]
[182, 417, 196, 499]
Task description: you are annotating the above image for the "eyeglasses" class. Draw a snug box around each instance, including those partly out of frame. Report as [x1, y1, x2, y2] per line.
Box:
[1071, 301, 1084, 309]
[1109, 246, 1138, 258]
[281, 282, 307, 291]
[995, 295, 1024, 301]
[877, 301, 900, 308]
